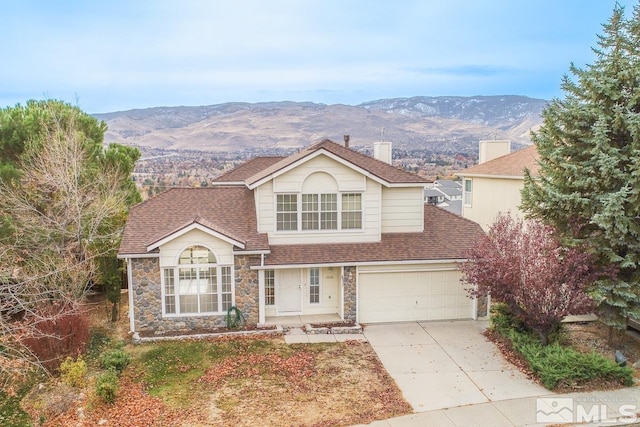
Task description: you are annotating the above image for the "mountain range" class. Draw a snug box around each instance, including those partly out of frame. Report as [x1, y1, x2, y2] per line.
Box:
[94, 95, 547, 155]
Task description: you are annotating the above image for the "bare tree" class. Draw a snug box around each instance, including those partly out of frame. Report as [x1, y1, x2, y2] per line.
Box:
[0, 110, 132, 375]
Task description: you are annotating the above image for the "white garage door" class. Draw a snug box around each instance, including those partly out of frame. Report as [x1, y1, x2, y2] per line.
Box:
[358, 269, 473, 323]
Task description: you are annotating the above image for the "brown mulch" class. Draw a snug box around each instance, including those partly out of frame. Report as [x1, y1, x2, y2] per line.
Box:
[564, 322, 640, 368]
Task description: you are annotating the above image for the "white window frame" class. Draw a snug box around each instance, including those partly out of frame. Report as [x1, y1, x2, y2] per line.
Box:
[276, 194, 298, 231]
[341, 193, 362, 229]
[162, 245, 234, 317]
[309, 267, 321, 304]
[463, 178, 473, 207]
[275, 192, 363, 232]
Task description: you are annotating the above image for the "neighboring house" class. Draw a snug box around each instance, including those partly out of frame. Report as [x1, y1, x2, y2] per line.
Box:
[424, 180, 463, 215]
[424, 188, 446, 205]
[433, 179, 463, 191]
[456, 142, 539, 231]
[435, 186, 462, 202]
[118, 139, 485, 335]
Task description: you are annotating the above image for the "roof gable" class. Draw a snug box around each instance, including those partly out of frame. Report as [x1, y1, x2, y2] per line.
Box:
[118, 187, 268, 256]
[245, 139, 429, 188]
[146, 220, 246, 252]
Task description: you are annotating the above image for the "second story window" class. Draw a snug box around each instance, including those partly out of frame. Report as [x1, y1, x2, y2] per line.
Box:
[341, 193, 362, 229]
[302, 194, 338, 230]
[463, 179, 472, 207]
[276, 194, 298, 231]
[276, 192, 362, 231]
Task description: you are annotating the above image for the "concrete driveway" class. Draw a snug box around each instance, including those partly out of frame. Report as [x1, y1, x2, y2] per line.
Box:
[363, 320, 548, 413]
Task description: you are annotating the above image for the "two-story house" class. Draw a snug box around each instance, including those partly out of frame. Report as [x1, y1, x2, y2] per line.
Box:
[118, 139, 485, 335]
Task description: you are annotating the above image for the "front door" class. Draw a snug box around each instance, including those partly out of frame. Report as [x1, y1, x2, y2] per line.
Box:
[276, 269, 302, 314]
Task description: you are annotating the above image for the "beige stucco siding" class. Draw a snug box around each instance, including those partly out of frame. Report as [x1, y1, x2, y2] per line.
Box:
[158, 229, 235, 267]
[381, 187, 424, 232]
[462, 176, 525, 231]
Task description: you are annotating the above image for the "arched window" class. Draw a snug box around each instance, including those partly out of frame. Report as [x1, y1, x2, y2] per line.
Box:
[163, 245, 233, 315]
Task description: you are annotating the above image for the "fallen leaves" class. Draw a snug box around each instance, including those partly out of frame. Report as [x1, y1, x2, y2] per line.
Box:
[28, 338, 412, 427]
[198, 350, 315, 389]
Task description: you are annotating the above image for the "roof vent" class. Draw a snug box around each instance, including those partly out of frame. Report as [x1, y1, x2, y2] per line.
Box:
[344, 135, 350, 148]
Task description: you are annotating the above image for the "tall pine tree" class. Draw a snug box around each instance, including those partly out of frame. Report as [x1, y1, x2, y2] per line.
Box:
[521, 3, 640, 330]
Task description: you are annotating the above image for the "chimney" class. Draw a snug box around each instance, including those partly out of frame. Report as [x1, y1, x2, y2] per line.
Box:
[478, 140, 510, 164]
[344, 135, 350, 148]
[374, 141, 392, 164]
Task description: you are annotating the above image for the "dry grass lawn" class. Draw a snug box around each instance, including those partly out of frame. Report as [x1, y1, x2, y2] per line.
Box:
[31, 295, 411, 427]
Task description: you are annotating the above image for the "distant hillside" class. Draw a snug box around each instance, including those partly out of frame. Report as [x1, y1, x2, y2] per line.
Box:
[94, 96, 547, 155]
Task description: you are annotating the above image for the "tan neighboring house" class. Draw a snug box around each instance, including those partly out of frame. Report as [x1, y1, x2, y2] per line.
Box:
[456, 141, 539, 231]
[118, 139, 485, 336]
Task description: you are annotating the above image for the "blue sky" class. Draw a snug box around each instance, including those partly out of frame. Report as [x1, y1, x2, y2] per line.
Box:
[1, 0, 635, 113]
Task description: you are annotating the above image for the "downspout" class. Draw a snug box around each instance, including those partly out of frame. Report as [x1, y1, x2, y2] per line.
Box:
[258, 270, 266, 325]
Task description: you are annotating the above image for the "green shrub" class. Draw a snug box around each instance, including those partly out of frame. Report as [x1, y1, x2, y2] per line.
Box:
[95, 369, 119, 403]
[99, 348, 131, 373]
[489, 303, 521, 334]
[511, 332, 633, 389]
[496, 313, 634, 390]
[59, 357, 87, 388]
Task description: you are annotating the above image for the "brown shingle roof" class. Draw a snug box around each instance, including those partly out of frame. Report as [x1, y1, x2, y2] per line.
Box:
[245, 139, 429, 187]
[458, 144, 539, 178]
[264, 205, 484, 265]
[213, 156, 285, 183]
[118, 187, 268, 256]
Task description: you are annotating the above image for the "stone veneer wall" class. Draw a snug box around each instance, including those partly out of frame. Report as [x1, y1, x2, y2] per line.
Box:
[130, 255, 260, 334]
[342, 266, 357, 321]
[234, 255, 260, 325]
[476, 295, 489, 318]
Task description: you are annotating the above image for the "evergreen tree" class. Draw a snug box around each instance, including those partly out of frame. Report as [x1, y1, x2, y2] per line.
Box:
[521, 4, 640, 330]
